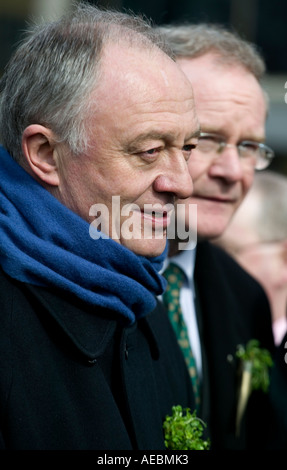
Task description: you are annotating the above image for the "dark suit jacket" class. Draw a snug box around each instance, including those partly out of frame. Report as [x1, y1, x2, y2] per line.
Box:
[0, 267, 194, 450]
[269, 331, 287, 449]
[194, 241, 279, 449]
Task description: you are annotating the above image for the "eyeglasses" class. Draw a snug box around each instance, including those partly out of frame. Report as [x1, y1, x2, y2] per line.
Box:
[197, 133, 275, 170]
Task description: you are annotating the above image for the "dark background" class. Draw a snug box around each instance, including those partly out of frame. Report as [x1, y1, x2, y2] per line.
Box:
[0, 0, 286, 173]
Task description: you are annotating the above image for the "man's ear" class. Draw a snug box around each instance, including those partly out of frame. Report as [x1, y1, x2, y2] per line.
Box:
[22, 124, 60, 186]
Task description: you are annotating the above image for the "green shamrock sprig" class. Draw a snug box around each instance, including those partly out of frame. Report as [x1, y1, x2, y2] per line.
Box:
[163, 405, 210, 450]
[236, 339, 273, 393]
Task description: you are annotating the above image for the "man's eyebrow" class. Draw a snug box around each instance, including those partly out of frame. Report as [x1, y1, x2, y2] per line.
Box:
[130, 132, 169, 146]
[127, 128, 201, 152]
[200, 127, 265, 142]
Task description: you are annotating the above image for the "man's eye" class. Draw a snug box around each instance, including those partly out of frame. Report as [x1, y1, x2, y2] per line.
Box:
[182, 143, 197, 160]
[197, 134, 221, 152]
[145, 148, 158, 155]
[240, 141, 259, 151]
[140, 147, 161, 159]
[183, 144, 197, 152]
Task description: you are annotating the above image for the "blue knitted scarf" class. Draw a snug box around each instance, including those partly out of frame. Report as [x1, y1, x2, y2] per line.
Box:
[0, 146, 167, 324]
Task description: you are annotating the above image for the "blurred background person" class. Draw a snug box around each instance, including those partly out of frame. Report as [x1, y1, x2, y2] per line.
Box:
[214, 170, 287, 346]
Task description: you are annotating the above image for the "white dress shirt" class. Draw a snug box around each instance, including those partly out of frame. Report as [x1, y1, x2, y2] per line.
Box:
[162, 246, 202, 379]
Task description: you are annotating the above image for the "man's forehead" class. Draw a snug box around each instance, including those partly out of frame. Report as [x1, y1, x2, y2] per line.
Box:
[102, 42, 192, 82]
[159, 69, 171, 87]
[97, 46, 195, 109]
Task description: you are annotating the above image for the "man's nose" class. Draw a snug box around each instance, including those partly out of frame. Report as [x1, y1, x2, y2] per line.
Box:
[209, 145, 244, 182]
[153, 154, 193, 200]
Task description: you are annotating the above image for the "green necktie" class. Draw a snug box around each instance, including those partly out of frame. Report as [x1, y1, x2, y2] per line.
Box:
[163, 262, 200, 407]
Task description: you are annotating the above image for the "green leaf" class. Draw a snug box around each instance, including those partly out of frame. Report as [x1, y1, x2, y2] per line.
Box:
[163, 405, 210, 450]
[235, 339, 273, 393]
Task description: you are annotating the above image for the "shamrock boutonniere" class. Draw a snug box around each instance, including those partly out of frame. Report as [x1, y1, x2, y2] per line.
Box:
[163, 405, 210, 450]
[235, 339, 273, 436]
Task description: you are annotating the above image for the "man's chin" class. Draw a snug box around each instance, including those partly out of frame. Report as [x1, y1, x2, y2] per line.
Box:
[197, 222, 230, 241]
[121, 237, 167, 258]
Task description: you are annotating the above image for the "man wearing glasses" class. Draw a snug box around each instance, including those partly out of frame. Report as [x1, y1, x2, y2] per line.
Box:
[158, 23, 284, 449]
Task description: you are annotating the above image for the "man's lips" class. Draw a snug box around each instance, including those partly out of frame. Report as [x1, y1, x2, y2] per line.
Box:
[192, 194, 237, 203]
[141, 209, 172, 228]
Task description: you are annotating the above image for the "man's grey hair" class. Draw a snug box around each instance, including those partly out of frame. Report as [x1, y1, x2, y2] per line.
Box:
[0, 2, 172, 163]
[156, 23, 266, 81]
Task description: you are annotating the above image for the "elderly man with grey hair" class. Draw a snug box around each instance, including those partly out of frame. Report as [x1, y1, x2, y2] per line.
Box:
[158, 23, 286, 449]
[0, 4, 201, 449]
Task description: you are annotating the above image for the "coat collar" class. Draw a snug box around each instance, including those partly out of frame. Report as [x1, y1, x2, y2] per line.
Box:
[24, 282, 160, 361]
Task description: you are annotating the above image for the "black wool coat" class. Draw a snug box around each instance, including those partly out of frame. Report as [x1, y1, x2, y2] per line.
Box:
[0, 267, 195, 450]
[194, 241, 284, 449]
